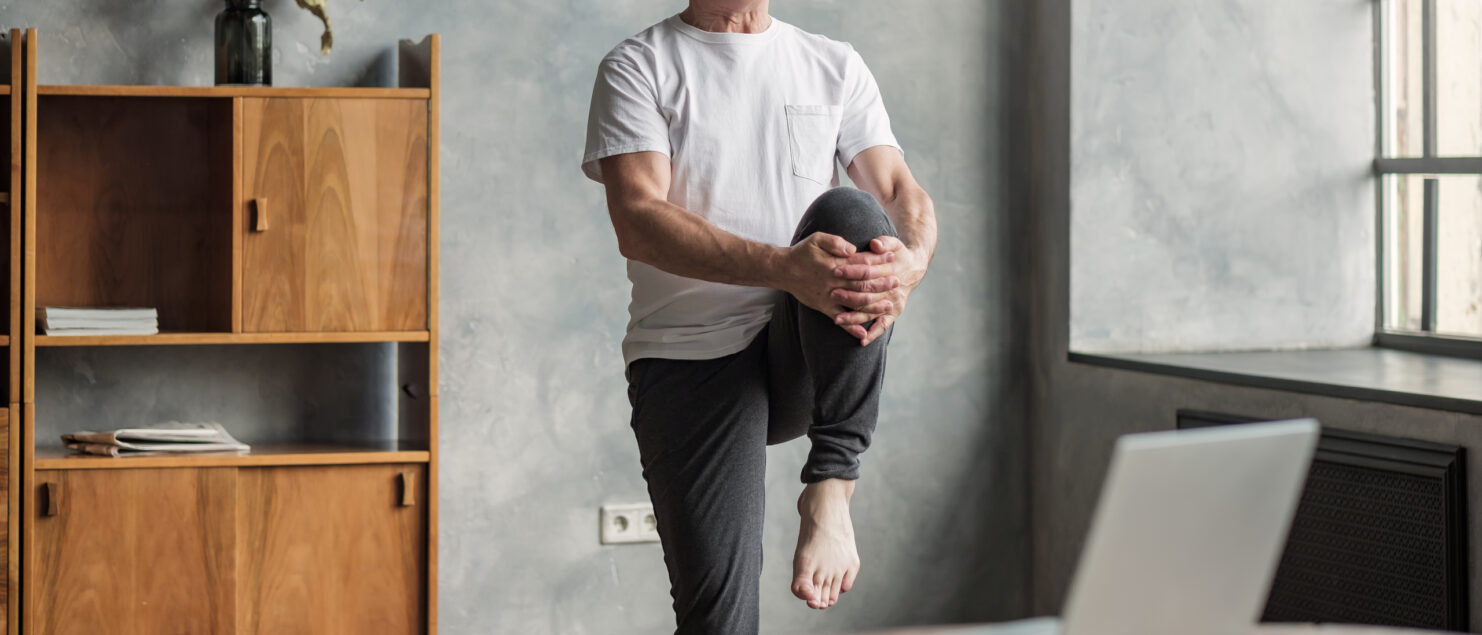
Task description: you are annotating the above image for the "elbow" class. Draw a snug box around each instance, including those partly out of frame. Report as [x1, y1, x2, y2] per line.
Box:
[615, 236, 644, 261]
[611, 216, 648, 262]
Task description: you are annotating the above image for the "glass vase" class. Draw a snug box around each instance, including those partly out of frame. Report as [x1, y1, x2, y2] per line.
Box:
[215, 0, 272, 86]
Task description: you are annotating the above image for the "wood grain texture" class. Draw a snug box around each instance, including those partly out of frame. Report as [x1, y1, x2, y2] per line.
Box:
[237, 464, 426, 635]
[241, 97, 428, 332]
[35, 96, 233, 332]
[31, 468, 237, 635]
[34, 442, 429, 470]
[19, 30, 35, 635]
[5, 28, 22, 635]
[35, 329, 427, 347]
[38, 85, 427, 99]
[9, 28, 22, 404]
[401, 34, 440, 634]
[0, 407, 9, 632]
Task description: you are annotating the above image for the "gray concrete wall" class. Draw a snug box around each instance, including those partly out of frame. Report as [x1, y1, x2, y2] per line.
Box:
[13, 1, 1032, 632]
[1031, 0, 1482, 620]
[1068, 0, 1377, 353]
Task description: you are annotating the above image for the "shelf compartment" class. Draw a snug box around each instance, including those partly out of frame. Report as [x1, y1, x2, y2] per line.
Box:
[36, 95, 234, 332]
[34, 441, 429, 470]
[38, 85, 428, 99]
[36, 330, 429, 346]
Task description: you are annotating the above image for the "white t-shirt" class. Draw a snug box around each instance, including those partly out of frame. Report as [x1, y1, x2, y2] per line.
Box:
[582, 14, 900, 366]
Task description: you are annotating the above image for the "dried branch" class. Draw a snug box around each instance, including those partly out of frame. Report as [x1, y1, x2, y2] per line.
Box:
[294, 0, 334, 54]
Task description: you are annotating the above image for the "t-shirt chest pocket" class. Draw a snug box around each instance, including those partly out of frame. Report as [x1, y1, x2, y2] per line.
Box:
[784, 105, 842, 184]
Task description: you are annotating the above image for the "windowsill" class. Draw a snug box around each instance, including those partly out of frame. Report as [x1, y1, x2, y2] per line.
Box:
[1069, 347, 1482, 415]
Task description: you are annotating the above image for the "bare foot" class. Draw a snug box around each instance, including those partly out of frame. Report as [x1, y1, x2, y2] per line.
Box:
[791, 479, 861, 610]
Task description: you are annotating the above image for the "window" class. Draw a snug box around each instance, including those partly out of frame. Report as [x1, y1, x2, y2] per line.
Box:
[1377, 0, 1482, 348]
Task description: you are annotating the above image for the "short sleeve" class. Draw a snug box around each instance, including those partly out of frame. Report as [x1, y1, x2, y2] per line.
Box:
[836, 48, 902, 170]
[582, 55, 671, 183]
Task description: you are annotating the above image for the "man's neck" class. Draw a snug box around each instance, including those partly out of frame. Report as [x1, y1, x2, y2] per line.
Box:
[681, 1, 771, 33]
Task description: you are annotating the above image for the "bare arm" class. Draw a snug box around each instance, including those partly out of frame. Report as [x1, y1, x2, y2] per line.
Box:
[844, 145, 937, 287]
[601, 151, 787, 286]
[599, 151, 894, 319]
[829, 146, 939, 345]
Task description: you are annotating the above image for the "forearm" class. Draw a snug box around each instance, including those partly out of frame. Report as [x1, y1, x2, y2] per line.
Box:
[611, 197, 787, 288]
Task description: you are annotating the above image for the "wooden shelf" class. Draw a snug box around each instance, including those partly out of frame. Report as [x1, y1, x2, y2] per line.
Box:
[35, 441, 430, 470]
[0, 84, 9, 95]
[38, 85, 429, 99]
[36, 330, 429, 346]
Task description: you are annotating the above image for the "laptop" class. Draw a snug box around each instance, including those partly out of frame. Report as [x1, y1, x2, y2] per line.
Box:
[873, 419, 1319, 635]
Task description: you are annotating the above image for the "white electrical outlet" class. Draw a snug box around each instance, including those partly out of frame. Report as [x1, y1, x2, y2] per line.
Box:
[600, 502, 660, 544]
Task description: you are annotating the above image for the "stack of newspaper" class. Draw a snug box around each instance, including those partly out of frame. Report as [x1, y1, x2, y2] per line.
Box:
[39, 306, 159, 336]
[62, 422, 249, 457]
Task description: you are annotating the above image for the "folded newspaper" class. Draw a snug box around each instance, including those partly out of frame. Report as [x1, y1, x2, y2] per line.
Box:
[62, 422, 249, 457]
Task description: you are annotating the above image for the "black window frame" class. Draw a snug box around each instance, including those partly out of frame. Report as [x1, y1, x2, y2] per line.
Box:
[1373, 0, 1482, 359]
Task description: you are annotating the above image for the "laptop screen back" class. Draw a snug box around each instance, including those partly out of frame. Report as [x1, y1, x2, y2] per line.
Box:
[1061, 419, 1319, 635]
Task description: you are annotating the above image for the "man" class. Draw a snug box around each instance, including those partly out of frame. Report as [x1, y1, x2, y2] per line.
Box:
[582, 1, 936, 632]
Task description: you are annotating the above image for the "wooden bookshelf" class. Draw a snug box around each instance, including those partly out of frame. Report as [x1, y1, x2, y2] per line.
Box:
[17, 32, 442, 635]
[34, 442, 429, 470]
[38, 84, 428, 99]
[36, 330, 428, 346]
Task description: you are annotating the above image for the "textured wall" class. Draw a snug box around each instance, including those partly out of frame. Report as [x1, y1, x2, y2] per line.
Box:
[1031, 0, 1482, 619]
[1069, 0, 1376, 353]
[10, 1, 1032, 632]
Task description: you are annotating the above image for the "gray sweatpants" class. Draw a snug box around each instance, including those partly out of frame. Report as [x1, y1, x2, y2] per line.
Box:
[625, 187, 897, 635]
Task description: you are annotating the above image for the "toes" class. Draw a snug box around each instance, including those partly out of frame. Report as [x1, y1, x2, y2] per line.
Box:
[791, 575, 814, 603]
[829, 576, 842, 606]
[812, 573, 829, 609]
[842, 564, 858, 593]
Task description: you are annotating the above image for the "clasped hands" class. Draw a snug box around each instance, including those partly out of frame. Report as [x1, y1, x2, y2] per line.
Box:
[783, 232, 926, 346]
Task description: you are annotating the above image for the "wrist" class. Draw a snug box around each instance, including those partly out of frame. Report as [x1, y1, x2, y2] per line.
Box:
[902, 245, 930, 288]
[759, 245, 793, 291]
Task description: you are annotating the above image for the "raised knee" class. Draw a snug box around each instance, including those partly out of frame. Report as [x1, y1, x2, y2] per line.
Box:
[798, 187, 895, 248]
[813, 187, 876, 214]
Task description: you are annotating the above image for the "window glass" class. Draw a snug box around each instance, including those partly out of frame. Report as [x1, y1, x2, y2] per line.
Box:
[1384, 174, 1482, 337]
[1436, 1, 1482, 156]
[1385, 0, 1425, 157]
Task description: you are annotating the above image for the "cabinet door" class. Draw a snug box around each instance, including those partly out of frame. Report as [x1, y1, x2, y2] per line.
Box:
[237, 464, 426, 635]
[241, 97, 428, 332]
[30, 468, 237, 635]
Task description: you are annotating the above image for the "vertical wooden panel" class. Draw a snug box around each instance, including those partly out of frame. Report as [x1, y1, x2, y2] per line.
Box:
[5, 28, 21, 635]
[18, 29, 35, 635]
[240, 97, 304, 331]
[237, 464, 426, 635]
[241, 97, 427, 333]
[30, 468, 237, 635]
[401, 33, 440, 634]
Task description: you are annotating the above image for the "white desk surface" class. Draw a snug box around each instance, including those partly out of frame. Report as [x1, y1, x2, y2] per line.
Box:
[861, 618, 1444, 635]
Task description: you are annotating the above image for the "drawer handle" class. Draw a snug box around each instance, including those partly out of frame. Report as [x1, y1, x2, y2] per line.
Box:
[41, 482, 59, 517]
[399, 471, 416, 507]
[252, 197, 269, 232]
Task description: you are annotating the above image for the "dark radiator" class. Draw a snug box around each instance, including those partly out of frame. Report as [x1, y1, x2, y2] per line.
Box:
[1177, 410, 1468, 631]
